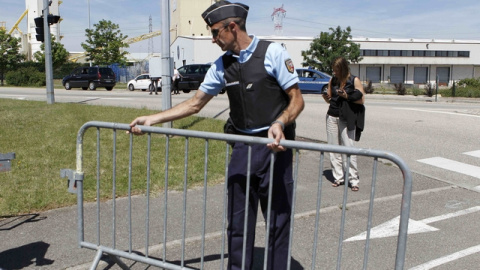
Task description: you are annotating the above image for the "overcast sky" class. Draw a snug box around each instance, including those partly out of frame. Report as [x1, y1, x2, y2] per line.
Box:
[2, 0, 479, 53]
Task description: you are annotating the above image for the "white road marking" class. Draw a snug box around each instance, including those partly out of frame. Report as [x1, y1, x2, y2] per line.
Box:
[394, 107, 480, 118]
[345, 206, 480, 242]
[409, 244, 480, 270]
[418, 157, 480, 179]
[96, 98, 130, 100]
[464, 150, 480, 158]
[419, 206, 480, 224]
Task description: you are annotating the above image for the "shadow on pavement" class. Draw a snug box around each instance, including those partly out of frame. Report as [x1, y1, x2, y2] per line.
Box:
[0, 241, 54, 269]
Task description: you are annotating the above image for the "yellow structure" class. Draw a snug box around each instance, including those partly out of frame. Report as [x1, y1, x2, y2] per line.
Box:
[9, 9, 28, 35]
[69, 30, 163, 62]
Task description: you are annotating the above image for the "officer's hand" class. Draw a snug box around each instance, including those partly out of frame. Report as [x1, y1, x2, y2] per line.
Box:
[127, 116, 151, 135]
[267, 124, 286, 152]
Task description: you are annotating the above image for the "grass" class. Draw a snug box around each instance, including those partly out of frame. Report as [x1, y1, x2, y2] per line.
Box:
[0, 99, 226, 217]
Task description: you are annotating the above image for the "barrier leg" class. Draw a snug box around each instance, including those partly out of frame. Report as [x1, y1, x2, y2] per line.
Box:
[89, 249, 103, 270]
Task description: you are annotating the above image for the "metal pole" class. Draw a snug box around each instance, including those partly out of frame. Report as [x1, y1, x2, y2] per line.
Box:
[88, 0, 92, 67]
[435, 74, 439, 102]
[161, 0, 172, 128]
[43, 0, 55, 104]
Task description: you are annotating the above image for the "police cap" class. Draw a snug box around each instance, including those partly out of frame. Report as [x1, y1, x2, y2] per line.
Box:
[202, 1, 249, 27]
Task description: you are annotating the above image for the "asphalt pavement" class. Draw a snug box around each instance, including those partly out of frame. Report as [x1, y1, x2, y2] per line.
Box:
[1, 94, 479, 270]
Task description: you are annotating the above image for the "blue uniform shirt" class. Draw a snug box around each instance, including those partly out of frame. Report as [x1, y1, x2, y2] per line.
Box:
[199, 36, 299, 133]
[200, 35, 299, 95]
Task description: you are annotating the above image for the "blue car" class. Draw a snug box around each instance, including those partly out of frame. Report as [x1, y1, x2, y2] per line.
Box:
[296, 68, 331, 94]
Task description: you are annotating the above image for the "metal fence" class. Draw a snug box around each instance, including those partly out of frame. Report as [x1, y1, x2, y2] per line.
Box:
[61, 121, 412, 270]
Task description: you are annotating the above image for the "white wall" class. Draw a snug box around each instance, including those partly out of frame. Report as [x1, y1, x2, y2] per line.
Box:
[167, 36, 480, 86]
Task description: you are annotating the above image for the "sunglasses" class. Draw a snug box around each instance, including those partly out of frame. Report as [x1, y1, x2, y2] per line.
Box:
[211, 25, 228, 38]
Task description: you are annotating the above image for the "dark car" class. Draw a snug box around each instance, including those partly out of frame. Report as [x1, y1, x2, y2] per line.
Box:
[62, 66, 116, 91]
[296, 68, 331, 94]
[177, 64, 211, 93]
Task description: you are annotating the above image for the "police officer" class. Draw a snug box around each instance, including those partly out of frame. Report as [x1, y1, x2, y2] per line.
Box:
[129, 1, 304, 269]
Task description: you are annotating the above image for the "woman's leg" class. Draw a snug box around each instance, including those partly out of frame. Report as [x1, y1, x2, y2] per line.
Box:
[326, 115, 344, 184]
[338, 119, 359, 187]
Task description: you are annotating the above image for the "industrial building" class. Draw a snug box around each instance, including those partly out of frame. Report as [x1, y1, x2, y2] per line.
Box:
[168, 0, 480, 87]
[3, 0, 480, 86]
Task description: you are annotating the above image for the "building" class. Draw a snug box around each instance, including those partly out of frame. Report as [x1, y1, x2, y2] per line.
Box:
[168, 0, 480, 87]
[351, 37, 480, 86]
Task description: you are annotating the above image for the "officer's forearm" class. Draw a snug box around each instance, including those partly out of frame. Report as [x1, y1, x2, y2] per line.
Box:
[277, 84, 305, 126]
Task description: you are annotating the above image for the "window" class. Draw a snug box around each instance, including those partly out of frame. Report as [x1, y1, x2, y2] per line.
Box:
[425, 51, 435, 57]
[402, 50, 412, 57]
[361, 49, 469, 58]
[389, 50, 401, 56]
[378, 50, 388, 56]
[435, 51, 448, 57]
[413, 51, 425, 57]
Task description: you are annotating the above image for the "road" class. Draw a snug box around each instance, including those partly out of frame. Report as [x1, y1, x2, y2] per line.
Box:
[2, 87, 479, 190]
[1, 87, 480, 269]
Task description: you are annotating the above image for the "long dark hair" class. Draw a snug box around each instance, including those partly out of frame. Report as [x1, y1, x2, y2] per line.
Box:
[332, 57, 350, 86]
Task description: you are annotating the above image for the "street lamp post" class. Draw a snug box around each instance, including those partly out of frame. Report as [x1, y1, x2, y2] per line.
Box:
[88, 0, 92, 67]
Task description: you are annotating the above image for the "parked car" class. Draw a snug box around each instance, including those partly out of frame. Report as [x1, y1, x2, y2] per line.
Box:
[177, 64, 211, 93]
[296, 68, 331, 94]
[62, 66, 116, 91]
[127, 74, 158, 91]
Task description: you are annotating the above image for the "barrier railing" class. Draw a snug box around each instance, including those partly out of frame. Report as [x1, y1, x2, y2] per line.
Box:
[61, 121, 412, 270]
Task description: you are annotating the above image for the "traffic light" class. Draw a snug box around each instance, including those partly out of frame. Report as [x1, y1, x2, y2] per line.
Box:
[34, 15, 61, 42]
[34, 16, 44, 42]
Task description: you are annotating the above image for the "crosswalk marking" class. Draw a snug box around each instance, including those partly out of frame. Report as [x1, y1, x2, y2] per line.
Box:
[417, 157, 480, 179]
[464, 150, 480, 158]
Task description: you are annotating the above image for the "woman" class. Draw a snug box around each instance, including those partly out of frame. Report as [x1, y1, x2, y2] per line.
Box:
[322, 56, 365, 191]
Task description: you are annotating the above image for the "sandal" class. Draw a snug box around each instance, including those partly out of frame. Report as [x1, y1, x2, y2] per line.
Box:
[351, 186, 359, 192]
[332, 182, 344, 187]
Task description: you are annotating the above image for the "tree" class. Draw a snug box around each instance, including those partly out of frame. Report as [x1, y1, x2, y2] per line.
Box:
[301, 26, 362, 74]
[0, 29, 25, 86]
[81, 20, 129, 66]
[33, 35, 69, 69]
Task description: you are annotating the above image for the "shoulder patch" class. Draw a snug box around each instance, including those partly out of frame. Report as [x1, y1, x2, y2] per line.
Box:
[285, 59, 294, 73]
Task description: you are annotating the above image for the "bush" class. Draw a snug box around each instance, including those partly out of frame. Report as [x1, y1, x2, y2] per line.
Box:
[5, 67, 46, 87]
[394, 83, 407, 95]
[424, 83, 435, 97]
[364, 80, 374, 94]
[457, 77, 480, 88]
[411, 88, 422, 96]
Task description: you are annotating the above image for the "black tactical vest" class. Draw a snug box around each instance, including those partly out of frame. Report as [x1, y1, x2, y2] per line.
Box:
[222, 40, 289, 131]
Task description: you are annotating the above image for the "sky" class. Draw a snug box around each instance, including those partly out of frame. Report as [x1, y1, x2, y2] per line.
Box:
[1, 0, 480, 53]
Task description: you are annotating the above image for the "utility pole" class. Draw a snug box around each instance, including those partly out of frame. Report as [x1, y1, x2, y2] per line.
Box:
[161, 0, 172, 128]
[43, 0, 55, 104]
[88, 0, 92, 67]
[148, 15, 153, 57]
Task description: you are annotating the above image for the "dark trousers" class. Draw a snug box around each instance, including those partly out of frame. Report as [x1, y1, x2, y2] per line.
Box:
[173, 79, 179, 94]
[227, 142, 293, 270]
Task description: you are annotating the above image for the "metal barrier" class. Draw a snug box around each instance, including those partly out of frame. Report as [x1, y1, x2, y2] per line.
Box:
[61, 121, 412, 270]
